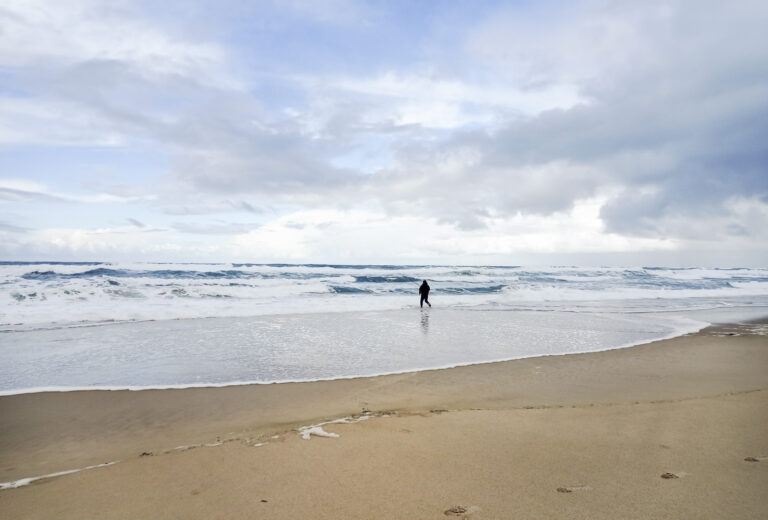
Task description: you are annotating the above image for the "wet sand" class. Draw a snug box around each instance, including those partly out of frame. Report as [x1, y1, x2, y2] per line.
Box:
[1, 321, 767, 519]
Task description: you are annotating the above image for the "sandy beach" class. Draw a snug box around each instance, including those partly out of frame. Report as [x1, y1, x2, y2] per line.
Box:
[1, 320, 767, 519]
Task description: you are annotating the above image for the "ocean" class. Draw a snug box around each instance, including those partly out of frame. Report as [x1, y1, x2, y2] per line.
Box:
[2, 262, 767, 394]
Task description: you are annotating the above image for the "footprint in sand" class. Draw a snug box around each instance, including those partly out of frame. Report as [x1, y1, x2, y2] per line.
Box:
[444, 505, 481, 517]
[661, 471, 689, 479]
[557, 485, 592, 493]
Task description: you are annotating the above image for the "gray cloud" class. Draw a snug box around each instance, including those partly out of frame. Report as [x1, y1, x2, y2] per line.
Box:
[162, 199, 265, 216]
[0, 220, 30, 233]
[360, 0, 768, 239]
[11, 57, 364, 203]
[237, 201, 261, 214]
[171, 221, 260, 235]
[0, 187, 61, 202]
[127, 218, 146, 228]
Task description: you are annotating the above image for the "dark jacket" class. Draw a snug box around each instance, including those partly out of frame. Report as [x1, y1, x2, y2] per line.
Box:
[419, 281, 430, 295]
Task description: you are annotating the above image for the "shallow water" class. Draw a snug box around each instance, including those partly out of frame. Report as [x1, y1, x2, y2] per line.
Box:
[1, 307, 753, 394]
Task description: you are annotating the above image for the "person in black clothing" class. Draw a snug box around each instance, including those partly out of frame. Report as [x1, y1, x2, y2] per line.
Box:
[419, 280, 431, 308]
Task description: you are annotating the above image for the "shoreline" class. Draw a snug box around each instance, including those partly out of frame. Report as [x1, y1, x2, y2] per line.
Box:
[1, 319, 767, 518]
[2, 305, 741, 397]
[0, 315, 709, 397]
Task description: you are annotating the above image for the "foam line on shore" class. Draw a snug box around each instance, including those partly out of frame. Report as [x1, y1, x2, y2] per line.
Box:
[298, 413, 373, 440]
[0, 413, 377, 489]
[0, 462, 119, 490]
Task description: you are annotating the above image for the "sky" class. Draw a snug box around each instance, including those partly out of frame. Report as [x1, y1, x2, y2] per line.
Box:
[0, 0, 766, 266]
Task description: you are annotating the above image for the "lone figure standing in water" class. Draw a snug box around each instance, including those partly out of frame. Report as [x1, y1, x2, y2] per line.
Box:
[419, 280, 431, 308]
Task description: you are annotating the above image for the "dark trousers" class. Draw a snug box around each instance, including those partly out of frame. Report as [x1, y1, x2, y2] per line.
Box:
[420, 294, 431, 307]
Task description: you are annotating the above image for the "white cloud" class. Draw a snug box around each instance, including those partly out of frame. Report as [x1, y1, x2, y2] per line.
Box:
[301, 71, 585, 130]
[465, 0, 671, 88]
[0, 178, 48, 193]
[2, 225, 179, 259]
[0, 97, 124, 146]
[5, 198, 767, 265]
[0, 0, 233, 86]
[0, 178, 155, 204]
[229, 201, 677, 262]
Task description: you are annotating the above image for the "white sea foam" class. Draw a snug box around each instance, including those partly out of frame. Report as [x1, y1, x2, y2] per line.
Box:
[0, 461, 118, 490]
[298, 415, 372, 440]
[3, 263, 767, 331]
[299, 426, 340, 440]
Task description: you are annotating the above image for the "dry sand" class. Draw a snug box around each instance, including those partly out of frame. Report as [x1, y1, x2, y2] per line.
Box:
[1, 321, 767, 519]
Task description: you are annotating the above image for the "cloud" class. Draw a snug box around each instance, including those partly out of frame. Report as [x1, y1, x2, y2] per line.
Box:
[230, 202, 678, 262]
[355, 0, 768, 242]
[0, 97, 126, 146]
[0, 0, 232, 84]
[157, 0, 768, 248]
[0, 186, 59, 203]
[312, 71, 584, 128]
[162, 200, 264, 216]
[172, 221, 261, 235]
[3, 201, 763, 265]
[0, 179, 154, 204]
[0, 225, 181, 261]
[1, 0, 766, 264]
[0, 220, 29, 233]
[1, 2, 362, 201]
[465, 0, 663, 88]
[126, 218, 146, 228]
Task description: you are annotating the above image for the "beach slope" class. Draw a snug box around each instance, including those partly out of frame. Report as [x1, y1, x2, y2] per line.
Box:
[1, 321, 767, 519]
